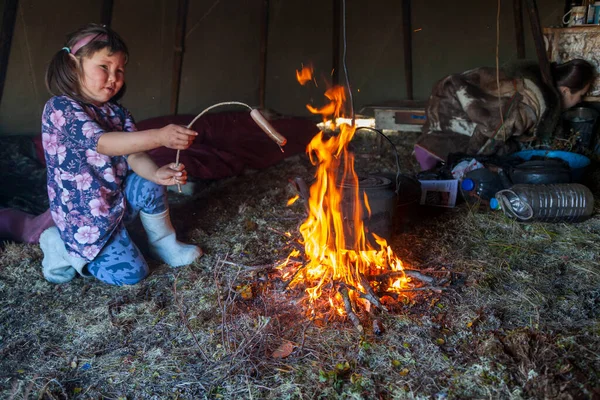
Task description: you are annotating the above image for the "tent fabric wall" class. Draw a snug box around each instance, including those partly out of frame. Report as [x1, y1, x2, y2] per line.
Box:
[0, 0, 102, 135]
[178, 0, 262, 116]
[0, 0, 565, 136]
[111, 0, 177, 123]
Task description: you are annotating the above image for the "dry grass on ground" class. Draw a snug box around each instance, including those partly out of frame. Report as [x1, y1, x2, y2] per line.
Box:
[1, 131, 599, 399]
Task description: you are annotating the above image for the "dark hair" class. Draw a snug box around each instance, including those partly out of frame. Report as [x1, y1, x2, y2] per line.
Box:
[45, 23, 129, 104]
[552, 59, 596, 92]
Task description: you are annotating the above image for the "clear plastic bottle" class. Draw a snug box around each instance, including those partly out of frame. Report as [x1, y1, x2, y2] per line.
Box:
[460, 168, 505, 204]
[490, 183, 595, 222]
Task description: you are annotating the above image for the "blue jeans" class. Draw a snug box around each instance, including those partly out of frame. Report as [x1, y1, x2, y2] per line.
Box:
[85, 172, 167, 286]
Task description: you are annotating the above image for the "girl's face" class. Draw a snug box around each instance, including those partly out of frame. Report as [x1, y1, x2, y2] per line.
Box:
[78, 48, 126, 106]
[560, 84, 590, 110]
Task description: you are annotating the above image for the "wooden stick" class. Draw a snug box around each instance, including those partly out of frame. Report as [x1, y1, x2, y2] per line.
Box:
[283, 263, 308, 290]
[338, 283, 363, 333]
[266, 227, 305, 253]
[358, 273, 388, 312]
[369, 270, 435, 285]
[382, 287, 445, 295]
[287, 256, 305, 264]
[220, 260, 275, 272]
[266, 226, 292, 238]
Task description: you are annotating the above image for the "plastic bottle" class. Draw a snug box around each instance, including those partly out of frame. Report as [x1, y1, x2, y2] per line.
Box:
[490, 183, 595, 222]
[594, 1, 600, 24]
[460, 168, 505, 204]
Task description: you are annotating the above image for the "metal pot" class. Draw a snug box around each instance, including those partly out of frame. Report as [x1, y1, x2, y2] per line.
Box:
[339, 175, 398, 244]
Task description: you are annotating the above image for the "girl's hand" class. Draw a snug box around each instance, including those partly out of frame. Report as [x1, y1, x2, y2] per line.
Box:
[155, 163, 188, 186]
[158, 124, 197, 150]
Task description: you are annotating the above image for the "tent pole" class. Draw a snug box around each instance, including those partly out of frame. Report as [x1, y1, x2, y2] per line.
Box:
[332, 0, 341, 86]
[170, 0, 189, 115]
[101, 0, 114, 27]
[524, 0, 554, 87]
[258, 0, 269, 109]
[514, 0, 526, 59]
[402, 0, 413, 100]
[0, 0, 18, 109]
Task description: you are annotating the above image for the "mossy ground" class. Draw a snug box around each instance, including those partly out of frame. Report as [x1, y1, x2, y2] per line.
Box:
[1, 131, 599, 399]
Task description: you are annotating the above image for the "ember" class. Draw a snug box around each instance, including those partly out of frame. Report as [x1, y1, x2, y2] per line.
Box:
[279, 66, 431, 330]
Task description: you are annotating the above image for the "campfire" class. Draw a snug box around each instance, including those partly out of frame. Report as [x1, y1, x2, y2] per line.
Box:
[278, 66, 438, 332]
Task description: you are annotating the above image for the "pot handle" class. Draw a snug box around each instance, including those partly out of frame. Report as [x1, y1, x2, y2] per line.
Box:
[355, 127, 402, 195]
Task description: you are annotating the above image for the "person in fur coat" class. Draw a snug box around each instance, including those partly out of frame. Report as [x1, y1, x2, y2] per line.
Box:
[414, 59, 596, 170]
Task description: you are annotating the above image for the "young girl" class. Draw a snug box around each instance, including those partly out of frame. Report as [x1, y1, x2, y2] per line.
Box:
[39, 23, 202, 286]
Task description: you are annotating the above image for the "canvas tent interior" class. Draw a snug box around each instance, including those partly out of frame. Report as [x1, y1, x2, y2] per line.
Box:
[3, 2, 600, 399]
[0, 0, 568, 137]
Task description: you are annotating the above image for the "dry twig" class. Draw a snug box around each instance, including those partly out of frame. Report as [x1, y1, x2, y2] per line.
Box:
[173, 272, 209, 361]
[221, 260, 275, 273]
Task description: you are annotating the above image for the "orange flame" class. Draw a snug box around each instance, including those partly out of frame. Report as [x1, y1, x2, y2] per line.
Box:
[289, 66, 409, 310]
[287, 195, 300, 206]
[296, 65, 314, 86]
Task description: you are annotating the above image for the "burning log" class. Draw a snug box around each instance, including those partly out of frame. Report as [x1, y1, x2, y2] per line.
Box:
[382, 287, 446, 297]
[337, 283, 363, 333]
[358, 273, 388, 312]
[282, 263, 307, 290]
[271, 65, 452, 330]
[291, 177, 310, 213]
[369, 270, 436, 285]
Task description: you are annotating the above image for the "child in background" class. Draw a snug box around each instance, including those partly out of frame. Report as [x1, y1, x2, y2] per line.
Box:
[39, 23, 202, 286]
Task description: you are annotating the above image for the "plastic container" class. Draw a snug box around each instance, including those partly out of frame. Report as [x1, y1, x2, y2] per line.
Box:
[460, 168, 505, 204]
[595, 1, 600, 24]
[490, 183, 594, 222]
[562, 107, 599, 151]
[587, 2, 596, 24]
[510, 150, 591, 182]
[509, 159, 571, 185]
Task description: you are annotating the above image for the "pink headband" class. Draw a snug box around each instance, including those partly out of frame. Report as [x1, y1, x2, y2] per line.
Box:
[69, 33, 108, 54]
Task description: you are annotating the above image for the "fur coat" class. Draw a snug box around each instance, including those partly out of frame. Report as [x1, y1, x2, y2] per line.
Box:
[415, 62, 561, 163]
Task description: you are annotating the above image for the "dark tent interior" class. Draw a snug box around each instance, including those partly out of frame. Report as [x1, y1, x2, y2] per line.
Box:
[1, 0, 600, 398]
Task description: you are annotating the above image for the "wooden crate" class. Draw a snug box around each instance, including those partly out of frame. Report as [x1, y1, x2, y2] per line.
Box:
[374, 107, 426, 132]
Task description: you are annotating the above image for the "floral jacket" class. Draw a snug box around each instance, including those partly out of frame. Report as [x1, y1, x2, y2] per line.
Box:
[41, 96, 135, 261]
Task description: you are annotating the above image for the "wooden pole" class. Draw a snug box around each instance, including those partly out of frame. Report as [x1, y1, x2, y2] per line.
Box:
[170, 0, 189, 115]
[402, 0, 413, 100]
[514, 0, 526, 59]
[0, 0, 18, 109]
[101, 0, 114, 27]
[524, 0, 554, 88]
[258, 0, 269, 109]
[332, 0, 341, 86]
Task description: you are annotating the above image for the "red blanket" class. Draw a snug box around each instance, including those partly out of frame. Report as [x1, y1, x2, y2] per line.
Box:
[138, 112, 319, 180]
